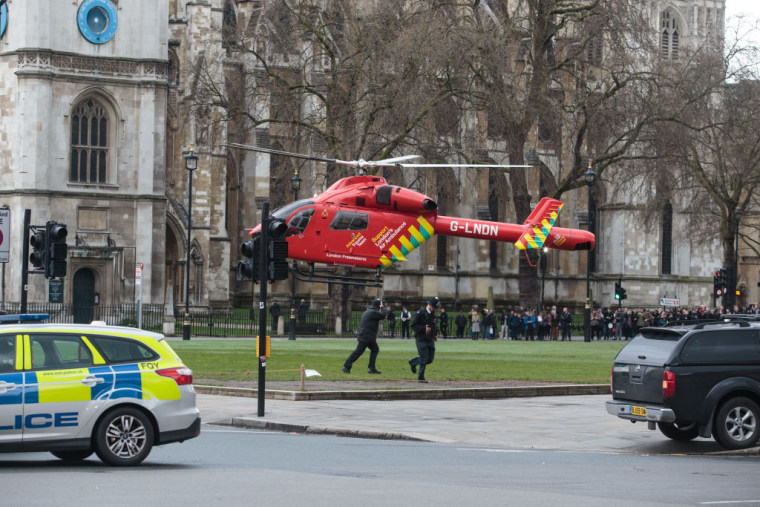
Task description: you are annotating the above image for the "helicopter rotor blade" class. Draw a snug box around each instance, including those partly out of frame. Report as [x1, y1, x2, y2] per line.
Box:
[368, 155, 421, 165]
[224, 144, 527, 170]
[224, 143, 348, 165]
[397, 163, 533, 168]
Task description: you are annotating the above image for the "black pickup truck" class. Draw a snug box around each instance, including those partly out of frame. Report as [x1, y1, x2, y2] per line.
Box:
[606, 320, 760, 450]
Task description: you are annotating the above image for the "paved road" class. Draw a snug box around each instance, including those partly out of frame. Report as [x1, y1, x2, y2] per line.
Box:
[199, 393, 746, 455]
[3, 427, 759, 506]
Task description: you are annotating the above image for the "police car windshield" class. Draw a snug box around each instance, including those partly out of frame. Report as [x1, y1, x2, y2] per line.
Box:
[271, 199, 315, 221]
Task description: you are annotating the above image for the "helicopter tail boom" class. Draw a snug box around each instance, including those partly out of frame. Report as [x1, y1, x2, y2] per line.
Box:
[434, 215, 594, 251]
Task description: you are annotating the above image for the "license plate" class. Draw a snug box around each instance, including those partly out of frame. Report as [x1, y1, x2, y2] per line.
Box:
[631, 405, 646, 417]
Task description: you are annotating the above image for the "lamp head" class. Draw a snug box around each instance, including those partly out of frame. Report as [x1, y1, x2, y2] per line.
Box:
[291, 169, 302, 192]
[584, 162, 595, 186]
[184, 145, 198, 172]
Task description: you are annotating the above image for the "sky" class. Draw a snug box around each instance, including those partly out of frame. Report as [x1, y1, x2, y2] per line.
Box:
[725, 0, 760, 45]
[725, 0, 760, 20]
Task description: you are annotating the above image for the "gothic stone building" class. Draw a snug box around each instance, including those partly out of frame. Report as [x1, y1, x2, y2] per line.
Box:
[0, 0, 741, 319]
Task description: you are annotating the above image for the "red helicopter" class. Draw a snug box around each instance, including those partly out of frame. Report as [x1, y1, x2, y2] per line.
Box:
[229, 144, 595, 282]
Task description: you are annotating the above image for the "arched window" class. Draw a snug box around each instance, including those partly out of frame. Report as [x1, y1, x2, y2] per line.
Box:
[223, 0, 237, 47]
[586, 33, 603, 65]
[70, 98, 109, 183]
[661, 201, 673, 275]
[661, 10, 679, 61]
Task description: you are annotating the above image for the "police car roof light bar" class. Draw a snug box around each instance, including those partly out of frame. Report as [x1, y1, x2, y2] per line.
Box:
[0, 313, 50, 324]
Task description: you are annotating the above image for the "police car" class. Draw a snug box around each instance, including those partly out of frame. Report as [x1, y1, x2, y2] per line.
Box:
[0, 317, 200, 466]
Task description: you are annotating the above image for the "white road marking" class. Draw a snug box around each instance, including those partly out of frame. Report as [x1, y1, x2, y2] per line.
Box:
[457, 448, 531, 453]
[203, 429, 270, 434]
[700, 501, 760, 505]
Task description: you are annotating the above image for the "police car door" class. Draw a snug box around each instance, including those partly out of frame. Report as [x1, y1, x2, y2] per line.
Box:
[0, 334, 23, 443]
[22, 333, 99, 442]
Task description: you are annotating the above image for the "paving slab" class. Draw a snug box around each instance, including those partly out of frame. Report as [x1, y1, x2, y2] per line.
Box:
[197, 393, 759, 455]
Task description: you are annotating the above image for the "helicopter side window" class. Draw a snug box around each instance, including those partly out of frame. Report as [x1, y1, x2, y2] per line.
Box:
[287, 208, 314, 235]
[330, 211, 369, 231]
[351, 213, 368, 230]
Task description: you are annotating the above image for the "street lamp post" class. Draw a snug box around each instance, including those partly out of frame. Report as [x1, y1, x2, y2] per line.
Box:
[182, 147, 198, 341]
[734, 209, 741, 309]
[584, 162, 596, 343]
[288, 169, 302, 341]
[540, 247, 548, 311]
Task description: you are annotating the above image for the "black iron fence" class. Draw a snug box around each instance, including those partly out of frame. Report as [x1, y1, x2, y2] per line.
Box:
[170, 308, 336, 337]
[0, 302, 387, 338]
[0, 302, 165, 331]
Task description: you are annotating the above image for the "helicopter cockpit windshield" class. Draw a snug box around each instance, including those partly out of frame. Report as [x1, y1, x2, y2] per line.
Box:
[270, 199, 315, 221]
[287, 208, 314, 236]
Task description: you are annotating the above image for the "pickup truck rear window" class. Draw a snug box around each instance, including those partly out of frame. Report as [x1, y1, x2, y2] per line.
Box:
[681, 330, 760, 364]
[614, 330, 683, 366]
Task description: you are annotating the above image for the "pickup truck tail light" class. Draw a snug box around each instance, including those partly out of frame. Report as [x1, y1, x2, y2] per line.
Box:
[610, 366, 614, 393]
[662, 370, 676, 398]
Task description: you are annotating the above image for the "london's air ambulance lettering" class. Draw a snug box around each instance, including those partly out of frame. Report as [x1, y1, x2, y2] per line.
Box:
[0, 412, 79, 430]
[448, 220, 499, 237]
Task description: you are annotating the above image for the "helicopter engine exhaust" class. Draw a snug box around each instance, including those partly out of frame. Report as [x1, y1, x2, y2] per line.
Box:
[422, 199, 437, 211]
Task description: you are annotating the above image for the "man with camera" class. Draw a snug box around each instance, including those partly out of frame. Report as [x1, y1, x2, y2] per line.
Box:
[342, 298, 387, 374]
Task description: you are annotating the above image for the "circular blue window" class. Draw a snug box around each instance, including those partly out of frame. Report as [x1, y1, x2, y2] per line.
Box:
[0, 3, 8, 40]
[77, 0, 118, 44]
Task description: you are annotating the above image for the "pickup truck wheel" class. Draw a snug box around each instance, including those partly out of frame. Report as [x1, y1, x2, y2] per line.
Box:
[657, 421, 699, 441]
[714, 396, 760, 450]
[94, 407, 154, 466]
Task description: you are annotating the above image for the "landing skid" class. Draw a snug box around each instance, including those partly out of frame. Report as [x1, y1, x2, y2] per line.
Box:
[291, 262, 383, 288]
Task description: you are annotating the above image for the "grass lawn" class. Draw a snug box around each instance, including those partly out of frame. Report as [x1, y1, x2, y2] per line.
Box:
[168, 338, 627, 384]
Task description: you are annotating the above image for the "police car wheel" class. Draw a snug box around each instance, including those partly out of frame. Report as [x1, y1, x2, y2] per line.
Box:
[94, 407, 154, 466]
[51, 450, 94, 461]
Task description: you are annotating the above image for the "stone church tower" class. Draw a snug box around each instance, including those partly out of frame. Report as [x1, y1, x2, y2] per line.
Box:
[0, 0, 169, 312]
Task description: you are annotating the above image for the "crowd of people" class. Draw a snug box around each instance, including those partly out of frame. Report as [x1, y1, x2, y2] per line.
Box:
[379, 304, 577, 341]
[376, 303, 760, 341]
[337, 298, 759, 381]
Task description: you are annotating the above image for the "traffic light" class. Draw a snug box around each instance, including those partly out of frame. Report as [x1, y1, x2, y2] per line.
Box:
[29, 228, 48, 272]
[720, 267, 730, 295]
[46, 221, 68, 278]
[267, 218, 289, 281]
[237, 218, 289, 283]
[237, 237, 260, 281]
[268, 240, 289, 281]
[714, 270, 723, 296]
[614, 280, 627, 301]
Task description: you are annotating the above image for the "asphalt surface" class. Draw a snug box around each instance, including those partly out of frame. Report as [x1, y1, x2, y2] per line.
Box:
[198, 392, 757, 456]
[5, 429, 759, 506]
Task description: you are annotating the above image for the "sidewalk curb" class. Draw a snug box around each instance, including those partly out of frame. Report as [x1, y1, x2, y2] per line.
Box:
[195, 383, 610, 401]
[211, 417, 430, 442]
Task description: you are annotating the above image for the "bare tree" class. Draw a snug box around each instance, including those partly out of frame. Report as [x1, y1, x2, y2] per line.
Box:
[191, 0, 470, 318]
[455, 0, 661, 306]
[658, 47, 760, 307]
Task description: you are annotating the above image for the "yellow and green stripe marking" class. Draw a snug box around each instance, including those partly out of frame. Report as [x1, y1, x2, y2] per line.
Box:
[380, 216, 435, 268]
[515, 203, 562, 250]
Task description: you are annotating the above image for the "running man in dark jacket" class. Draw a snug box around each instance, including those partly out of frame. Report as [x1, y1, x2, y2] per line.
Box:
[408, 297, 439, 383]
[342, 299, 387, 374]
